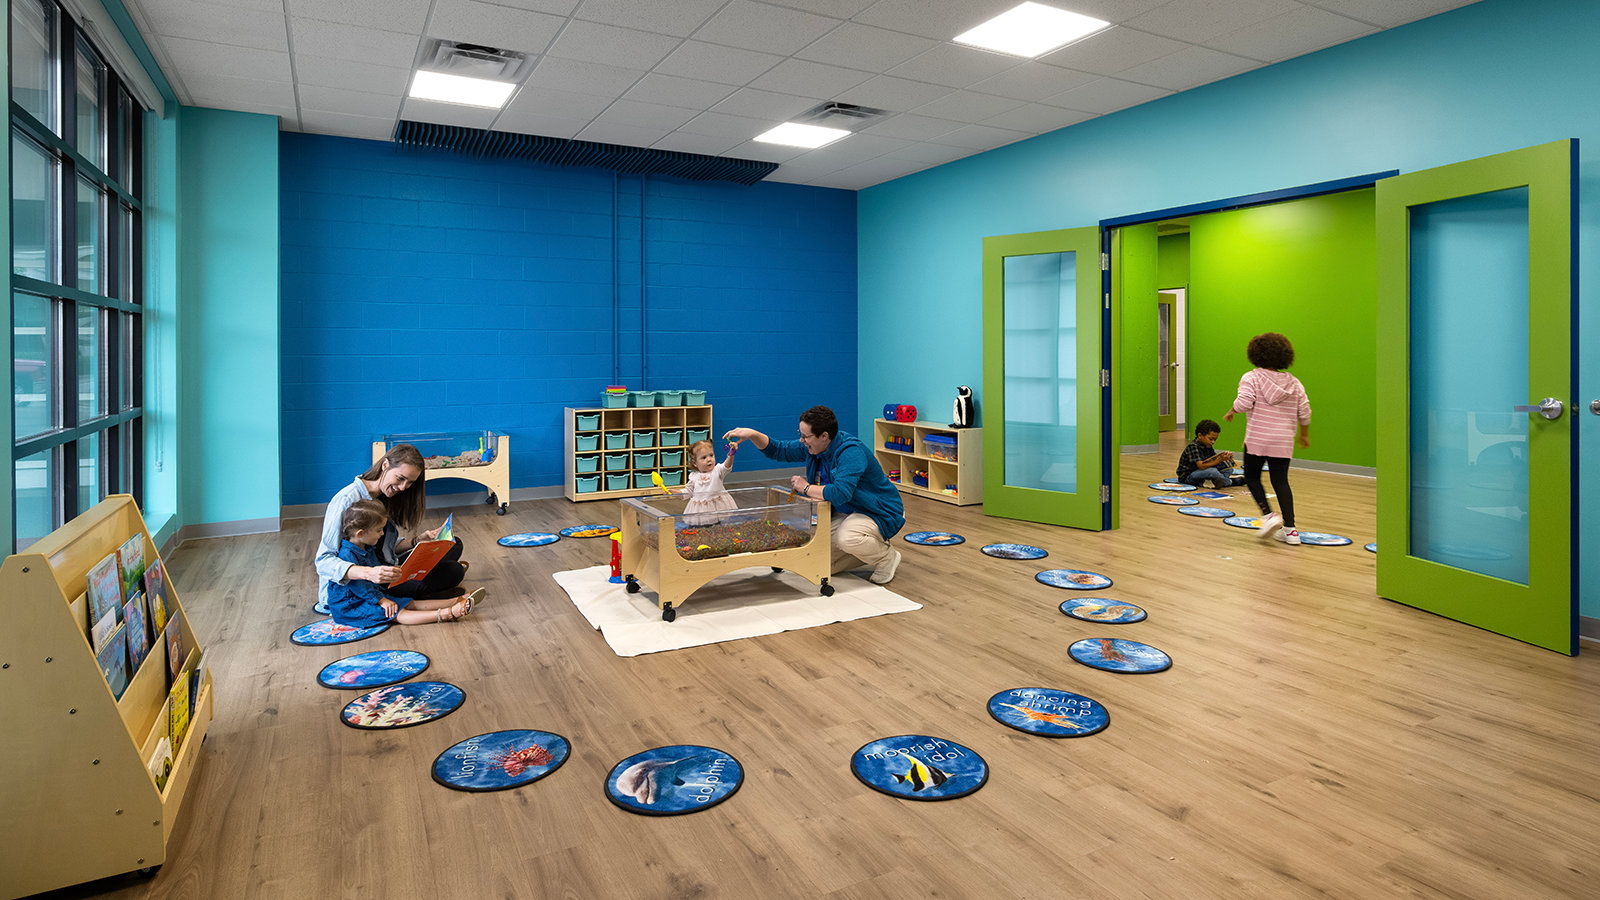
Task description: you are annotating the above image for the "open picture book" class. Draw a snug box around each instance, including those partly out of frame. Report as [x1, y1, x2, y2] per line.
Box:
[386, 514, 454, 586]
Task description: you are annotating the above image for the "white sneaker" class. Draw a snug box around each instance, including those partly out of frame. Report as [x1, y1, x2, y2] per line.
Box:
[870, 549, 903, 585]
[1256, 512, 1283, 539]
[1276, 528, 1301, 545]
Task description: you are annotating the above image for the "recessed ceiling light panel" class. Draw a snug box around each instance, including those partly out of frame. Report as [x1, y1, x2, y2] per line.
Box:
[408, 70, 516, 109]
[954, 2, 1110, 58]
[753, 122, 850, 149]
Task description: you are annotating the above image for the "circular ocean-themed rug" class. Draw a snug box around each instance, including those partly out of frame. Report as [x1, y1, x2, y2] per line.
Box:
[1148, 482, 1197, 492]
[1036, 569, 1113, 590]
[605, 745, 743, 816]
[850, 735, 988, 801]
[1178, 506, 1235, 518]
[1148, 495, 1199, 506]
[498, 532, 560, 547]
[340, 681, 465, 730]
[559, 524, 619, 538]
[1429, 542, 1511, 561]
[1223, 515, 1265, 529]
[433, 730, 571, 792]
[987, 688, 1109, 738]
[981, 543, 1047, 560]
[1069, 638, 1172, 674]
[1058, 597, 1146, 624]
[318, 650, 429, 690]
[1298, 531, 1354, 546]
[903, 531, 966, 546]
[313, 598, 329, 615]
[291, 618, 390, 646]
[1365, 542, 1378, 553]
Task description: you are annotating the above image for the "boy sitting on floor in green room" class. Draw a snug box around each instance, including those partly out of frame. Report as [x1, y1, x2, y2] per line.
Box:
[1176, 419, 1237, 489]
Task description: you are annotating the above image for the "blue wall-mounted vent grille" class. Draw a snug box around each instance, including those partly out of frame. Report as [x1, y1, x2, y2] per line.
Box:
[392, 120, 780, 186]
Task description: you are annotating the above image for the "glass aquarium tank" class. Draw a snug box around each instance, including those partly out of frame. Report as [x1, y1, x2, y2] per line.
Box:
[372, 430, 512, 515]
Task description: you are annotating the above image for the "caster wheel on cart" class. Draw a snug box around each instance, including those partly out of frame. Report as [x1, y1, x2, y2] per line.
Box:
[496, 504, 507, 516]
[821, 581, 835, 597]
[662, 604, 676, 622]
[625, 577, 640, 594]
[485, 493, 496, 506]
[771, 567, 784, 573]
[138, 865, 162, 878]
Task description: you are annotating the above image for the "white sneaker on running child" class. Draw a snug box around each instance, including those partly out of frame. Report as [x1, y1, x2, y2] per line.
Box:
[871, 549, 903, 585]
[1275, 529, 1301, 545]
[1256, 512, 1283, 539]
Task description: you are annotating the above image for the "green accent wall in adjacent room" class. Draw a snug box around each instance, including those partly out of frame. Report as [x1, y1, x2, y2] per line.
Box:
[1116, 223, 1159, 450]
[1158, 233, 1190, 288]
[1187, 189, 1377, 469]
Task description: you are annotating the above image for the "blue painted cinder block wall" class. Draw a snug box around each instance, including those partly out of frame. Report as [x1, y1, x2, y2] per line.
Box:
[279, 133, 856, 507]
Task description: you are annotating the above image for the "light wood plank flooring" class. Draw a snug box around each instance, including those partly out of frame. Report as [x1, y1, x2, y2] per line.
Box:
[39, 434, 1600, 899]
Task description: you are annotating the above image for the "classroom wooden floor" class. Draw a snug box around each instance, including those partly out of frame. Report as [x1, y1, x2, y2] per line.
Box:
[44, 433, 1600, 900]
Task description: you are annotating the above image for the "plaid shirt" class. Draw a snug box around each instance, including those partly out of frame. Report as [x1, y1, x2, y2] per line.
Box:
[1176, 439, 1214, 480]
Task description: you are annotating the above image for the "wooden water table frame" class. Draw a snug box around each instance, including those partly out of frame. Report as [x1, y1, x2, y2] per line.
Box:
[618, 487, 833, 621]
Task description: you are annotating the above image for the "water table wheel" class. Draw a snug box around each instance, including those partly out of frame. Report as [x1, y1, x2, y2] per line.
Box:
[821, 580, 834, 597]
[662, 603, 676, 622]
[625, 577, 640, 594]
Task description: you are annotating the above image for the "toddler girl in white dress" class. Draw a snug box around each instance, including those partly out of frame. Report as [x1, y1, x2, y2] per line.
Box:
[680, 439, 737, 525]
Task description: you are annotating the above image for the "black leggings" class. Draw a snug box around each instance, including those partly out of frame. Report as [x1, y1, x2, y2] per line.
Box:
[1243, 453, 1295, 528]
[388, 538, 466, 599]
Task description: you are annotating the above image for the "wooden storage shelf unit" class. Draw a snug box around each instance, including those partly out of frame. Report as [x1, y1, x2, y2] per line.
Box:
[0, 496, 215, 900]
[565, 405, 714, 501]
[874, 419, 984, 506]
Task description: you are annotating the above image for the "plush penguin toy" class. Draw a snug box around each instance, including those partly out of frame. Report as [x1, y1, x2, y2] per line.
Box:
[951, 385, 975, 428]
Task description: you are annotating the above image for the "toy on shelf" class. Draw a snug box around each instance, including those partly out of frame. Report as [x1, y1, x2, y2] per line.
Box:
[942, 484, 959, 496]
[887, 469, 901, 483]
[912, 469, 929, 488]
[883, 435, 914, 453]
[895, 404, 917, 423]
[951, 385, 975, 428]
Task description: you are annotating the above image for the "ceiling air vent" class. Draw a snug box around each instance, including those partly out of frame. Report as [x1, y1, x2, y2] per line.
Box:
[421, 40, 535, 82]
[795, 102, 890, 130]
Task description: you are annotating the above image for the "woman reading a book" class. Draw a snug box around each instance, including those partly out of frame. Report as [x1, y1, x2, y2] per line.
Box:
[315, 444, 478, 613]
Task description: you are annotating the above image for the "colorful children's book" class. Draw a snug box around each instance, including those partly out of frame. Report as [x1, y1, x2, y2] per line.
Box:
[86, 553, 123, 630]
[97, 622, 130, 699]
[118, 533, 146, 595]
[190, 648, 208, 714]
[145, 558, 169, 634]
[168, 666, 192, 751]
[91, 606, 120, 652]
[436, 513, 454, 544]
[165, 617, 184, 688]
[148, 736, 173, 792]
[124, 591, 151, 676]
[388, 521, 455, 586]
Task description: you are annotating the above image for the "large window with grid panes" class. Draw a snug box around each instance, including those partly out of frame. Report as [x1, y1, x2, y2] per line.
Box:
[11, 0, 144, 550]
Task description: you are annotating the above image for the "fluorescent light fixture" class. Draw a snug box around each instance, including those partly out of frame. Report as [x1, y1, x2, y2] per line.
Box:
[954, 2, 1110, 58]
[753, 122, 851, 148]
[408, 70, 516, 108]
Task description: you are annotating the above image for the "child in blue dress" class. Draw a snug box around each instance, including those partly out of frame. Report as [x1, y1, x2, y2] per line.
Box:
[329, 500, 480, 627]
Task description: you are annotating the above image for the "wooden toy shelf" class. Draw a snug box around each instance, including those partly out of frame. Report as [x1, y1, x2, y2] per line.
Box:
[564, 405, 714, 502]
[873, 419, 984, 506]
[1, 496, 214, 900]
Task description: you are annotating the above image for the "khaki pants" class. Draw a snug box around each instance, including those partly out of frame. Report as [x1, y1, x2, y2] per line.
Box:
[831, 512, 891, 575]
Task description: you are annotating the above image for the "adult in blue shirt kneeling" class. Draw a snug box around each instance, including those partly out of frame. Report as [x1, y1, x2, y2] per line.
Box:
[723, 405, 905, 585]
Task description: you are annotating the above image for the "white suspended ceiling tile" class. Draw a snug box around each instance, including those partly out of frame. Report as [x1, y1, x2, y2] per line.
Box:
[490, 108, 589, 139]
[1059, 0, 1173, 22]
[298, 83, 403, 119]
[721, 139, 811, 163]
[299, 109, 397, 141]
[469, 0, 579, 14]
[925, 121, 1031, 150]
[137, 1, 288, 51]
[1308, 0, 1482, 28]
[1113, 44, 1258, 91]
[676, 110, 773, 139]
[967, 61, 1099, 102]
[653, 41, 784, 86]
[187, 93, 295, 122]
[911, 89, 1025, 124]
[574, 0, 727, 37]
[690, 1, 843, 56]
[289, 19, 421, 69]
[804, 167, 894, 190]
[886, 43, 1023, 90]
[426, 0, 566, 54]
[1040, 76, 1171, 114]
[595, 99, 701, 131]
[1038, 26, 1188, 76]
[156, 37, 293, 81]
[623, 74, 739, 110]
[400, 96, 501, 129]
[575, 120, 673, 146]
[860, 112, 962, 141]
[650, 131, 747, 156]
[979, 102, 1095, 133]
[709, 87, 817, 121]
[756, 0, 877, 19]
[293, 0, 432, 33]
[523, 57, 646, 98]
[794, 23, 937, 73]
[178, 69, 295, 106]
[827, 132, 914, 157]
[884, 140, 978, 164]
[1204, 6, 1377, 62]
[833, 75, 954, 114]
[294, 54, 411, 95]
[543, 19, 682, 71]
[749, 59, 874, 98]
[823, 154, 928, 184]
[499, 85, 611, 120]
[849, 0, 1032, 42]
[1123, 0, 1307, 44]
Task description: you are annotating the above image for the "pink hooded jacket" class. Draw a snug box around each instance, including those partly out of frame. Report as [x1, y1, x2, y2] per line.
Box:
[1232, 368, 1311, 458]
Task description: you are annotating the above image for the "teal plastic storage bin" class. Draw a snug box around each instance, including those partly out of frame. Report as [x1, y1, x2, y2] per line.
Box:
[602, 392, 627, 408]
[605, 432, 628, 450]
[633, 451, 656, 469]
[606, 473, 630, 491]
[575, 434, 599, 452]
[575, 454, 599, 473]
[575, 413, 600, 430]
[683, 390, 706, 405]
[659, 429, 682, 446]
[660, 449, 683, 467]
[630, 390, 658, 407]
[605, 452, 629, 471]
[634, 472, 656, 489]
[631, 430, 654, 448]
[661, 469, 684, 486]
[576, 474, 600, 493]
[687, 427, 710, 444]
[657, 390, 684, 406]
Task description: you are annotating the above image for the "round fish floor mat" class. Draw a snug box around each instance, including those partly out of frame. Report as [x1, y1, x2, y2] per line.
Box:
[1223, 516, 1265, 529]
[498, 532, 560, 547]
[1148, 482, 1197, 492]
[1147, 495, 1199, 506]
[341, 681, 464, 730]
[318, 650, 429, 690]
[1365, 542, 1378, 553]
[851, 735, 987, 801]
[1058, 597, 1146, 623]
[1036, 569, 1113, 590]
[1178, 506, 1235, 518]
[903, 531, 966, 546]
[605, 745, 743, 816]
[981, 543, 1047, 560]
[558, 525, 619, 538]
[291, 618, 390, 646]
[433, 730, 571, 792]
[987, 688, 1109, 738]
[313, 598, 329, 615]
[1069, 638, 1172, 674]
[1298, 532, 1354, 546]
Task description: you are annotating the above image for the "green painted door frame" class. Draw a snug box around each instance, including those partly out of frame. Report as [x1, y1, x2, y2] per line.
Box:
[1375, 139, 1576, 654]
[982, 227, 1108, 530]
[1157, 295, 1177, 433]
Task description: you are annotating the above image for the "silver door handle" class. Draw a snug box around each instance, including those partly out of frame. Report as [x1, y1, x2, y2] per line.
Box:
[1513, 398, 1563, 420]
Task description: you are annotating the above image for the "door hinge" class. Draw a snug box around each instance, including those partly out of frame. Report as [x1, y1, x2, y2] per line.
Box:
[1099, 369, 1110, 387]
[1100, 485, 1110, 503]
[1103, 292, 1110, 309]
[1100, 252, 1109, 270]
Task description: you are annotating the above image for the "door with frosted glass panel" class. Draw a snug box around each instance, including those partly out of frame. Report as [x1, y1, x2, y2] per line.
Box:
[982, 227, 1105, 530]
[1375, 140, 1576, 654]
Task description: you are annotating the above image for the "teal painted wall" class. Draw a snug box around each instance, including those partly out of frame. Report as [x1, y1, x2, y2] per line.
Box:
[857, 0, 1599, 618]
[1117, 223, 1159, 449]
[1188, 190, 1377, 468]
[143, 111, 180, 547]
[176, 106, 280, 527]
[0, 9, 11, 552]
[1157, 234, 1189, 289]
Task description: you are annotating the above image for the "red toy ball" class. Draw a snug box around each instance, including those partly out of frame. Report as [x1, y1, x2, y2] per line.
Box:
[895, 404, 917, 423]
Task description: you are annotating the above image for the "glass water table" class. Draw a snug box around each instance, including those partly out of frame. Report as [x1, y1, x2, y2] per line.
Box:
[371, 431, 511, 515]
[619, 486, 833, 621]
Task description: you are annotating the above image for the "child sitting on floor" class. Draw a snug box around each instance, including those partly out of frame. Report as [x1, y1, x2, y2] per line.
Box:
[329, 500, 481, 627]
[679, 439, 737, 525]
[1176, 419, 1236, 489]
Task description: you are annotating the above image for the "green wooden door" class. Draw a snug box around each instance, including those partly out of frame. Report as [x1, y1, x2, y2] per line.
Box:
[982, 227, 1106, 530]
[1375, 140, 1576, 654]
